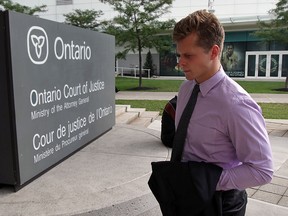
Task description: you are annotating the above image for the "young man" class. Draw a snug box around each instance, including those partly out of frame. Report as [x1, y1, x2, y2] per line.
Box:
[173, 10, 273, 215]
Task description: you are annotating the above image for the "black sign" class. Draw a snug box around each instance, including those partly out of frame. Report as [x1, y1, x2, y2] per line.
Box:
[0, 11, 115, 188]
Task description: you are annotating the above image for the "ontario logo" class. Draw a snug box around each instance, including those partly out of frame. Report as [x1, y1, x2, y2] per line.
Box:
[27, 26, 49, 65]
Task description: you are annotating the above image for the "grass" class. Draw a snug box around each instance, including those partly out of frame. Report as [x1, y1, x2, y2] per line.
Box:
[116, 100, 288, 119]
[116, 77, 183, 92]
[116, 77, 288, 93]
[258, 103, 288, 119]
[116, 77, 288, 119]
[236, 81, 288, 93]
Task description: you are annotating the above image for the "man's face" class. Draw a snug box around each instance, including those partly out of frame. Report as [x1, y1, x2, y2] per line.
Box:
[176, 33, 214, 83]
[226, 45, 234, 56]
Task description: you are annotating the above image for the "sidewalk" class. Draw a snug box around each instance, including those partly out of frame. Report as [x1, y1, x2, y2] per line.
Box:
[0, 92, 287, 216]
[116, 91, 288, 103]
[1, 122, 288, 216]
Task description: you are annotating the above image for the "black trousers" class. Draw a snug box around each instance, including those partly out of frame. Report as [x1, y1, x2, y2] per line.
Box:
[214, 189, 248, 216]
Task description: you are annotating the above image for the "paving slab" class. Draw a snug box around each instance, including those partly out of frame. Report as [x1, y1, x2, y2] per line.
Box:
[246, 199, 288, 216]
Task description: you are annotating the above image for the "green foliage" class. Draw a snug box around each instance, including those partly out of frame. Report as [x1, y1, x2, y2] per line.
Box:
[101, 0, 175, 87]
[0, 0, 46, 15]
[254, 0, 288, 44]
[101, 0, 175, 54]
[143, 50, 154, 76]
[64, 9, 104, 31]
[252, 0, 288, 85]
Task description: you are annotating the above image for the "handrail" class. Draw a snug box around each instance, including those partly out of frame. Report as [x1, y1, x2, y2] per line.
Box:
[115, 67, 151, 78]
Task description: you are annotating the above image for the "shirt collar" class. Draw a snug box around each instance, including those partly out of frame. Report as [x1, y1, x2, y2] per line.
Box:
[199, 67, 226, 97]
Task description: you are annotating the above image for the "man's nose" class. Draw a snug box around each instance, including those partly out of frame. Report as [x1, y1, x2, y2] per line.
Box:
[178, 57, 186, 67]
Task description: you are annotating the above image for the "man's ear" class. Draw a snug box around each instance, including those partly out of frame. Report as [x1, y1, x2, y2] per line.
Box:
[210, 45, 220, 60]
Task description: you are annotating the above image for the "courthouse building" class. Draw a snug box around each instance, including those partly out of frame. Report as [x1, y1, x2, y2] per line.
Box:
[9, 0, 288, 79]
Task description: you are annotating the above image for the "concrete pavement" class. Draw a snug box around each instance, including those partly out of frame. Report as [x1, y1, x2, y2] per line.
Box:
[115, 91, 288, 103]
[0, 92, 287, 216]
[0, 125, 164, 216]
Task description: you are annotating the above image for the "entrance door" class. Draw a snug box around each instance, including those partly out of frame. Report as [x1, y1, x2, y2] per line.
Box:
[258, 54, 267, 77]
[245, 51, 288, 79]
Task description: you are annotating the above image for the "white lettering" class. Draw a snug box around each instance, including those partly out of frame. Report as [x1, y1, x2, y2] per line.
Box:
[78, 96, 89, 105]
[63, 83, 81, 98]
[30, 87, 61, 107]
[62, 135, 78, 148]
[33, 131, 54, 151]
[67, 116, 87, 138]
[33, 147, 54, 163]
[96, 105, 113, 119]
[31, 109, 50, 120]
[89, 80, 105, 92]
[54, 37, 91, 60]
[78, 128, 89, 140]
[54, 37, 64, 60]
[64, 101, 78, 109]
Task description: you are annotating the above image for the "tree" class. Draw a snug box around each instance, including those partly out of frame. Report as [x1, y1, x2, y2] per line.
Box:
[254, 0, 288, 44]
[64, 9, 104, 31]
[254, 0, 288, 89]
[100, 0, 175, 88]
[0, 0, 46, 15]
[143, 50, 154, 77]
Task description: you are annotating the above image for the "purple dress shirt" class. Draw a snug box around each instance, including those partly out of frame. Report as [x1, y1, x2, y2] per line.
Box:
[175, 68, 274, 191]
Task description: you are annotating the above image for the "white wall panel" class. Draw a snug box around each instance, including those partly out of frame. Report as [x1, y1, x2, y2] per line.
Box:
[11, 0, 279, 22]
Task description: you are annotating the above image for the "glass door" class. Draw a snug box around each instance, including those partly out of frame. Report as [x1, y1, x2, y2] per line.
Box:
[270, 55, 279, 77]
[247, 55, 256, 77]
[258, 55, 267, 77]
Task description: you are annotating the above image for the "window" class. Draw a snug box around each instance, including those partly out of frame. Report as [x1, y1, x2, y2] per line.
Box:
[56, 0, 73, 5]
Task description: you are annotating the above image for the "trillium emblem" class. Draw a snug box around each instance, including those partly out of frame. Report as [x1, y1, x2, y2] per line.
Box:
[27, 26, 49, 65]
[31, 35, 45, 59]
